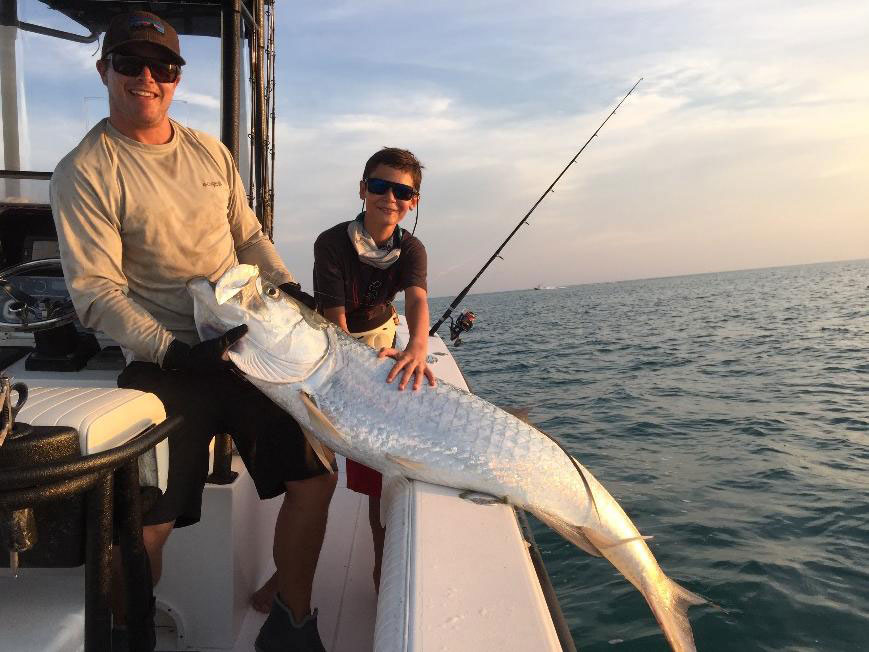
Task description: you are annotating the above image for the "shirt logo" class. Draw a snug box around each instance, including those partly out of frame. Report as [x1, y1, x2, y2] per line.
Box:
[202, 181, 223, 188]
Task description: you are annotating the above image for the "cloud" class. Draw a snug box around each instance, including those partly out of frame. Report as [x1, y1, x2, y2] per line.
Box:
[7, 0, 867, 296]
[173, 89, 220, 110]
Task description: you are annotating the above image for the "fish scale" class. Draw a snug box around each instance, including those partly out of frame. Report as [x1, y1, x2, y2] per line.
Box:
[310, 335, 585, 518]
[189, 265, 706, 652]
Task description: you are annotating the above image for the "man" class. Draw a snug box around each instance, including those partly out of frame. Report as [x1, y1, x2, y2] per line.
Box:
[50, 11, 333, 652]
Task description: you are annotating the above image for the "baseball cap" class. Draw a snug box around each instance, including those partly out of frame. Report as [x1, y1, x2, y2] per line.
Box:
[102, 11, 186, 65]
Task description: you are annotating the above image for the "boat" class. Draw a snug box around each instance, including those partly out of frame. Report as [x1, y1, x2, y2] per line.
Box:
[0, 1, 576, 650]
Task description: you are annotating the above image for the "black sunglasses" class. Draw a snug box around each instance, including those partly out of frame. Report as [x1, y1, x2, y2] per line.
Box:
[364, 177, 418, 201]
[107, 53, 180, 83]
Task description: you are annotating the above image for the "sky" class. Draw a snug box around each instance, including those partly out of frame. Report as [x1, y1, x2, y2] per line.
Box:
[3, 0, 868, 297]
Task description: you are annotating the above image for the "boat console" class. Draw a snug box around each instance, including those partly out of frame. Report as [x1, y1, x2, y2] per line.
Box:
[0, 202, 280, 651]
[0, 205, 106, 373]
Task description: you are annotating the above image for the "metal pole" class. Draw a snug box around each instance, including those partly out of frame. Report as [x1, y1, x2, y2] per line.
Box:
[265, 0, 276, 238]
[0, 0, 21, 198]
[221, 0, 242, 163]
[84, 473, 113, 652]
[115, 461, 153, 652]
[252, 0, 267, 227]
[207, 434, 239, 485]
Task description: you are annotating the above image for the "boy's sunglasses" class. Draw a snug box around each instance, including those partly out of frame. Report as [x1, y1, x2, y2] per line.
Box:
[364, 178, 418, 201]
[106, 53, 181, 83]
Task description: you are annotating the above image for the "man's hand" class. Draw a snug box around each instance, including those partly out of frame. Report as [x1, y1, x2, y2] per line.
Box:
[378, 341, 436, 391]
[162, 324, 248, 373]
[279, 282, 316, 310]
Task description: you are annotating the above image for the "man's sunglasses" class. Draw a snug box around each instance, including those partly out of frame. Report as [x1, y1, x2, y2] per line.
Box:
[106, 53, 180, 83]
[364, 178, 418, 201]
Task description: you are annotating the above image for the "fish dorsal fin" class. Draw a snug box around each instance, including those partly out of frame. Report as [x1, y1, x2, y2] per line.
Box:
[385, 453, 426, 474]
[299, 391, 350, 459]
[503, 406, 531, 424]
[530, 508, 603, 557]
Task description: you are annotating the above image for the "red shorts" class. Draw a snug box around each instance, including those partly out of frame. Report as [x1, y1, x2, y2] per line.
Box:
[345, 458, 382, 497]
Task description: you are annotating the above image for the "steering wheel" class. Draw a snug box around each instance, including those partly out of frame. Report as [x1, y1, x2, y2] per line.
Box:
[0, 259, 78, 332]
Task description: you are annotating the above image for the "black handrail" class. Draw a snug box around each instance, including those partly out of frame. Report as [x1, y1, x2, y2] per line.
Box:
[0, 414, 183, 652]
[0, 416, 182, 489]
[0, 170, 52, 180]
[0, 467, 106, 509]
[16, 19, 98, 43]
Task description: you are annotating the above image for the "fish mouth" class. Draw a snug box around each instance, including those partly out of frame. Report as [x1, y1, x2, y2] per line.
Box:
[187, 276, 217, 311]
[186, 269, 332, 385]
[187, 275, 232, 339]
[186, 275, 214, 296]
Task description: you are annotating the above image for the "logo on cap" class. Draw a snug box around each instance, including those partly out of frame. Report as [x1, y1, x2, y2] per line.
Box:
[129, 17, 166, 34]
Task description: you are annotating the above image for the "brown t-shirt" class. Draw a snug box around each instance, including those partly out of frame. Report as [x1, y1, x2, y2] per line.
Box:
[313, 219, 427, 332]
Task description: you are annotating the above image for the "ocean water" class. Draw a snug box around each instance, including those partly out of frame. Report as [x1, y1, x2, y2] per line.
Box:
[437, 259, 868, 652]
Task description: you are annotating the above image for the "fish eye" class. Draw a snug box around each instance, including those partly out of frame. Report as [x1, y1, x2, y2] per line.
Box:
[264, 284, 280, 299]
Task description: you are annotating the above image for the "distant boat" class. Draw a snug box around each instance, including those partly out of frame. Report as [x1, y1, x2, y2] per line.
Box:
[534, 284, 558, 290]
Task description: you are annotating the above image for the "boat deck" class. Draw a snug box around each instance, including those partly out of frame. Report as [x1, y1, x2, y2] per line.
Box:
[229, 460, 377, 652]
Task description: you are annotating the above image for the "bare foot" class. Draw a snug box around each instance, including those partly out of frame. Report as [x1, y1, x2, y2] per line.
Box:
[251, 572, 278, 613]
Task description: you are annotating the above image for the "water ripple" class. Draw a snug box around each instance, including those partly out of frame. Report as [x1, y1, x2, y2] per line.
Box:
[445, 259, 869, 651]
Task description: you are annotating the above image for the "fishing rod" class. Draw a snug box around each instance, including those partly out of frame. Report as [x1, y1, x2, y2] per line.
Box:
[429, 77, 643, 340]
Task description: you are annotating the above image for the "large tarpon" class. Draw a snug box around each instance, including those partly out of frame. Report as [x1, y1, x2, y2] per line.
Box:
[188, 264, 705, 651]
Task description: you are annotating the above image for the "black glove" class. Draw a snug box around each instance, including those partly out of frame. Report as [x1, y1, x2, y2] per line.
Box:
[279, 282, 316, 310]
[161, 324, 248, 373]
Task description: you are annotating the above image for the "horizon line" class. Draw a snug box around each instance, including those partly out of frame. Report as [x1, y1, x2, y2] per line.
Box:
[423, 255, 869, 301]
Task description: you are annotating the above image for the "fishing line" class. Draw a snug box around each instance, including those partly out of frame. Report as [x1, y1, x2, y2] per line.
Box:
[429, 78, 643, 338]
[540, 429, 601, 522]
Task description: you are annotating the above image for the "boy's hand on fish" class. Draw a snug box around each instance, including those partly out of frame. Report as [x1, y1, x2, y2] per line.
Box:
[379, 342, 436, 391]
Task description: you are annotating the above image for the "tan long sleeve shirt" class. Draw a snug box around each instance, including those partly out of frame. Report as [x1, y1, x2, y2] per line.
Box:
[50, 119, 293, 365]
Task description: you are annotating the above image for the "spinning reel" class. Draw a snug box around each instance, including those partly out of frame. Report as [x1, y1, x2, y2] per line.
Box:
[448, 311, 476, 346]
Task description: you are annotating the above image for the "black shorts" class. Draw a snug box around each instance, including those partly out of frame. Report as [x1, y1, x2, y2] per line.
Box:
[118, 362, 328, 528]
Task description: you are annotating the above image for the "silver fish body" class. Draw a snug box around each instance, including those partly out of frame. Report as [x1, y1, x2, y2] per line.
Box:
[188, 265, 704, 651]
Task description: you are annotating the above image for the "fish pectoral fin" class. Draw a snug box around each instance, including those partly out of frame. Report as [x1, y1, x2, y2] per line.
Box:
[298, 392, 344, 473]
[300, 424, 337, 474]
[385, 453, 426, 474]
[530, 508, 604, 558]
[502, 406, 532, 424]
[458, 490, 509, 506]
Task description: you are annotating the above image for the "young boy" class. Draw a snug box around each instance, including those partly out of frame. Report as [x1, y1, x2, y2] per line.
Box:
[251, 147, 434, 607]
[316, 147, 435, 587]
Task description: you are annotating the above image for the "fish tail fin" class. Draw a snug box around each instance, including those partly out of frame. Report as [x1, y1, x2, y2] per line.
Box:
[646, 577, 705, 652]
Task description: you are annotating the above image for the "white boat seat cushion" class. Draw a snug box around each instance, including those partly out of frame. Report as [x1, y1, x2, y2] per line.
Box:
[15, 386, 168, 490]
